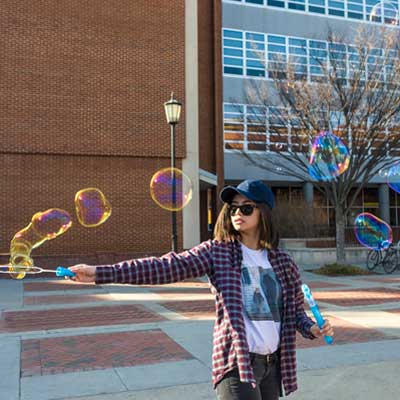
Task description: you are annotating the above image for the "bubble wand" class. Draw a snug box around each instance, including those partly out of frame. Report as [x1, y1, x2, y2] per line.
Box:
[0, 265, 76, 278]
[302, 283, 333, 345]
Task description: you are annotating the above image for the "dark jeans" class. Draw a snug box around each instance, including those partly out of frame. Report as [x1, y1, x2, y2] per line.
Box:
[215, 352, 282, 400]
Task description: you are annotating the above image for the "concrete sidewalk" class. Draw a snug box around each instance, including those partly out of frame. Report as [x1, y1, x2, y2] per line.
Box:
[0, 269, 400, 400]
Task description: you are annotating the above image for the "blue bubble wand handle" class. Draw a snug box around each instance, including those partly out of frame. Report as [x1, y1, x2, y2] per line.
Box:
[55, 267, 76, 278]
[301, 284, 333, 345]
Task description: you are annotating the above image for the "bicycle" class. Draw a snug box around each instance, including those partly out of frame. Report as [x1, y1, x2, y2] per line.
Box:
[366, 241, 399, 274]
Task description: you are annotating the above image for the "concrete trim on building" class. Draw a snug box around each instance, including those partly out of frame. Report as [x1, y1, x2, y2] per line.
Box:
[199, 168, 218, 186]
[183, 0, 201, 249]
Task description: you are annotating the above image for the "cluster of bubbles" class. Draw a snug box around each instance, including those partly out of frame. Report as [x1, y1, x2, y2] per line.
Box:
[8, 188, 111, 280]
[150, 167, 193, 212]
[6, 161, 194, 279]
[306, 130, 394, 250]
[308, 131, 350, 181]
[369, 1, 399, 26]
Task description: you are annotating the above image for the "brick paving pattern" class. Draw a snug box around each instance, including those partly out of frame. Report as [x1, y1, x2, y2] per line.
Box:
[0, 304, 165, 333]
[24, 293, 113, 305]
[360, 277, 400, 284]
[296, 315, 398, 348]
[304, 281, 349, 289]
[313, 287, 400, 306]
[21, 329, 193, 377]
[24, 281, 101, 292]
[161, 299, 215, 319]
[148, 288, 213, 300]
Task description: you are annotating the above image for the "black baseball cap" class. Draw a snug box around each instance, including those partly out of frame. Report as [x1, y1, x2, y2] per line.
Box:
[219, 179, 275, 209]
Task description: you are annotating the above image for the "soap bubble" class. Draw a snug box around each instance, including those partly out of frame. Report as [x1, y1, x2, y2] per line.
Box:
[150, 168, 193, 211]
[32, 209, 72, 239]
[354, 212, 392, 250]
[308, 131, 350, 181]
[386, 161, 400, 194]
[75, 188, 112, 227]
[369, 1, 399, 25]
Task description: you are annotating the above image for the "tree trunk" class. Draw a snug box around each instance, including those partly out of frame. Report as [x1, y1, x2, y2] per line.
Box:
[335, 205, 346, 264]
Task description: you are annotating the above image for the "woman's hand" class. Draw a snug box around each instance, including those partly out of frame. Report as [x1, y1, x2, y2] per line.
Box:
[69, 264, 97, 283]
[310, 319, 334, 338]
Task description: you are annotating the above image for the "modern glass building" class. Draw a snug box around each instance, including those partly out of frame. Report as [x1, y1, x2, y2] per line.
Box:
[222, 0, 400, 238]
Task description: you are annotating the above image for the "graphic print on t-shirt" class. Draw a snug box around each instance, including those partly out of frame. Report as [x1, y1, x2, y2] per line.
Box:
[241, 264, 282, 322]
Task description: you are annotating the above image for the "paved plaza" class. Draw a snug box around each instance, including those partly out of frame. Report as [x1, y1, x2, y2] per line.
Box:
[1, 267, 400, 399]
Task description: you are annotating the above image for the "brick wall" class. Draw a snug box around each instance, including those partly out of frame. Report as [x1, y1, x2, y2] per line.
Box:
[0, 1, 187, 259]
[0, 153, 183, 256]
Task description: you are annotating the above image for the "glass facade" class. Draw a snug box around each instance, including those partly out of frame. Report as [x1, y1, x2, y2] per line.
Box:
[223, 29, 399, 85]
[224, 0, 400, 25]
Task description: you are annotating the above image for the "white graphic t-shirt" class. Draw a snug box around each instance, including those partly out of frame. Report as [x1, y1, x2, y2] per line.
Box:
[240, 243, 283, 355]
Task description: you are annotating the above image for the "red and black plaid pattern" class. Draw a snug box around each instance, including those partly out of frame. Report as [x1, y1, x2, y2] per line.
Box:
[96, 239, 315, 396]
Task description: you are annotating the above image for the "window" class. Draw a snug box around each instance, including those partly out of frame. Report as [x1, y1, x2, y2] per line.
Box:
[288, 0, 306, 11]
[267, 0, 285, 7]
[224, 104, 245, 150]
[328, 0, 345, 16]
[308, 0, 326, 14]
[223, 30, 244, 75]
[309, 40, 327, 82]
[223, 0, 400, 26]
[289, 37, 308, 79]
[247, 105, 267, 150]
[267, 35, 287, 79]
[347, 0, 363, 20]
[269, 107, 289, 151]
[246, 32, 266, 77]
[223, 29, 400, 91]
[329, 42, 347, 84]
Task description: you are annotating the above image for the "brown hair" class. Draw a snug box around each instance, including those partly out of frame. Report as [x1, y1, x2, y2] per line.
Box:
[213, 202, 280, 249]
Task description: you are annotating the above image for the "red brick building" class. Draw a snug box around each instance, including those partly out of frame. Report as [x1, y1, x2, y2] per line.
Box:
[0, 1, 223, 266]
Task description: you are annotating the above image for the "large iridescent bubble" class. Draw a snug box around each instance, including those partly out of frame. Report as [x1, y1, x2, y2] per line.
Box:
[308, 131, 350, 181]
[75, 188, 112, 227]
[386, 161, 400, 194]
[150, 168, 193, 211]
[354, 212, 392, 250]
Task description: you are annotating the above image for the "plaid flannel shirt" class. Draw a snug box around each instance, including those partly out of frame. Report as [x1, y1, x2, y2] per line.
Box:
[95, 239, 315, 396]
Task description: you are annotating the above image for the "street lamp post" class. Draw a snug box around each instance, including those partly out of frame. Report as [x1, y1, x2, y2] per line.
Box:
[164, 93, 182, 252]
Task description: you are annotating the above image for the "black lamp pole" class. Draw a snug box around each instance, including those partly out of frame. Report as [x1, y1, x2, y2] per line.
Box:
[170, 123, 177, 252]
[164, 93, 182, 252]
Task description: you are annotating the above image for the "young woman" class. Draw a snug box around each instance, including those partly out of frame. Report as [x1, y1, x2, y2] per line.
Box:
[70, 179, 334, 400]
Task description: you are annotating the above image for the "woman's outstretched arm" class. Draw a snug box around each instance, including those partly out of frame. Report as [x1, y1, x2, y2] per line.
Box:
[70, 240, 213, 285]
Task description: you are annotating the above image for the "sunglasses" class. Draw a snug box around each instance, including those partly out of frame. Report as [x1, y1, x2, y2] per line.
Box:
[228, 204, 258, 216]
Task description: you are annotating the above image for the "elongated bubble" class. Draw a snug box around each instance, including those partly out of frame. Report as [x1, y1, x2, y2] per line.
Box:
[150, 168, 193, 211]
[308, 131, 350, 181]
[75, 188, 112, 227]
[354, 212, 392, 250]
[9, 209, 72, 279]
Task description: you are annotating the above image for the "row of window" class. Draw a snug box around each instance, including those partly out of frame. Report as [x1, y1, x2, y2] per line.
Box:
[224, 0, 399, 25]
[223, 102, 400, 155]
[223, 29, 398, 83]
[274, 186, 400, 227]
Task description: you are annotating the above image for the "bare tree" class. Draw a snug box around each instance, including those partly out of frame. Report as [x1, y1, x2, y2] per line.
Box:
[233, 26, 400, 263]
